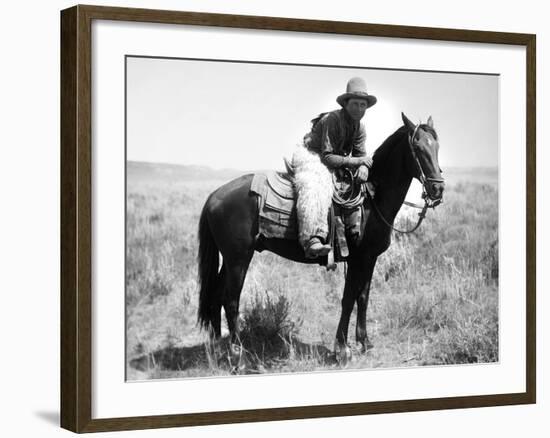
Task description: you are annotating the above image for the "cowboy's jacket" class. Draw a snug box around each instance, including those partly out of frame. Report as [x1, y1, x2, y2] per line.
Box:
[303, 108, 367, 169]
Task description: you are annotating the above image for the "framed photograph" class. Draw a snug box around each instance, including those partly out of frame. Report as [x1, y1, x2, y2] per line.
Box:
[60, 4, 536, 433]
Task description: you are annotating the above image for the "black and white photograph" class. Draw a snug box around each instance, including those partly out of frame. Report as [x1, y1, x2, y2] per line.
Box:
[2, 0, 544, 435]
[125, 57, 499, 380]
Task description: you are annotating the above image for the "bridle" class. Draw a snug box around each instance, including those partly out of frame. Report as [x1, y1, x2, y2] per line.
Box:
[407, 124, 444, 208]
[369, 123, 444, 234]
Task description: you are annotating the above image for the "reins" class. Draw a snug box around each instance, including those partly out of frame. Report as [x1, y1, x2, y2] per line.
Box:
[331, 123, 443, 234]
[367, 188, 431, 234]
[332, 171, 433, 235]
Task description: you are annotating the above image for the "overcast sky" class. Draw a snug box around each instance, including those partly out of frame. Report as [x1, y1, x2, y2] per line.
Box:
[126, 56, 498, 171]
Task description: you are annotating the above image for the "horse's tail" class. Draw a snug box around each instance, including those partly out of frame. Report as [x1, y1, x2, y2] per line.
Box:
[197, 201, 220, 332]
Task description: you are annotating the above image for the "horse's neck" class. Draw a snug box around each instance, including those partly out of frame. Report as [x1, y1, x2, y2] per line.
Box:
[371, 136, 414, 223]
[375, 177, 412, 222]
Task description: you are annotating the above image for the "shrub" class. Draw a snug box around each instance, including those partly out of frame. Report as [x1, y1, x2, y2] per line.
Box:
[239, 290, 300, 364]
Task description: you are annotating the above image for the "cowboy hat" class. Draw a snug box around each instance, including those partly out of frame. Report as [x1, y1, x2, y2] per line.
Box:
[336, 77, 377, 108]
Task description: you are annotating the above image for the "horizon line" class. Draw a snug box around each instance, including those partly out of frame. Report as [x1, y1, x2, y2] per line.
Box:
[127, 159, 499, 172]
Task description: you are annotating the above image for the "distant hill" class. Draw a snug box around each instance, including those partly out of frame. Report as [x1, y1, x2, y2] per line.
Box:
[127, 161, 247, 183]
[127, 161, 498, 186]
[442, 166, 498, 185]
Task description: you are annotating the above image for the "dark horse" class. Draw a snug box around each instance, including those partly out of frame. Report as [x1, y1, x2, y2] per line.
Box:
[197, 112, 445, 359]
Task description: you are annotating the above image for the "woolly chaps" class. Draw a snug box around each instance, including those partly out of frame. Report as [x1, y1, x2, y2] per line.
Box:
[291, 146, 333, 249]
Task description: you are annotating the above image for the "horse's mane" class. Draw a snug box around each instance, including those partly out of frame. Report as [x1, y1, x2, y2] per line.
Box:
[370, 123, 437, 180]
[373, 124, 438, 161]
[372, 125, 408, 167]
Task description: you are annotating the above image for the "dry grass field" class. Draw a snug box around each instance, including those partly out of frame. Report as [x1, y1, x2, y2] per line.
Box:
[126, 161, 498, 380]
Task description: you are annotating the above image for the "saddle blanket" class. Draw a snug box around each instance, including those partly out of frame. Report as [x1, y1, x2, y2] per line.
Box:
[250, 171, 298, 240]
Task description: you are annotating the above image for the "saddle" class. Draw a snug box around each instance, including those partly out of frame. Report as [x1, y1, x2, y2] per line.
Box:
[250, 166, 371, 268]
[250, 171, 298, 240]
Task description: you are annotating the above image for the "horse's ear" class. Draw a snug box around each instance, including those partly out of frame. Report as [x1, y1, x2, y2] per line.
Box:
[427, 116, 434, 128]
[401, 112, 416, 132]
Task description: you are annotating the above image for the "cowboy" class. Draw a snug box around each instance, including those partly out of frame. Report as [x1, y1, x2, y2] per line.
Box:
[292, 77, 377, 259]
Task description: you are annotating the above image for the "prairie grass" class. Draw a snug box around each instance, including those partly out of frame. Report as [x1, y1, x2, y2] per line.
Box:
[126, 162, 499, 380]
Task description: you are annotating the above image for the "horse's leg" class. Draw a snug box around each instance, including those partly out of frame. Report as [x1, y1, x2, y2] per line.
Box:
[335, 257, 370, 360]
[222, 254, 253, 346]
[335, 259, 360, 359]
[355, 256, 377, 353]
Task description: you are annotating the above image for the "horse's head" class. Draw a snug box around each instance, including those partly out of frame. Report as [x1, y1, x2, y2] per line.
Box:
[401, 112, 445, 204]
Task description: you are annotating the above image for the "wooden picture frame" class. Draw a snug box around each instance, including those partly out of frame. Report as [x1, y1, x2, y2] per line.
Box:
[61, 4, 536, 433]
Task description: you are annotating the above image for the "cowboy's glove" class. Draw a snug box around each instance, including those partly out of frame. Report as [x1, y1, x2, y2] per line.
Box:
[356, 165, 369, 183]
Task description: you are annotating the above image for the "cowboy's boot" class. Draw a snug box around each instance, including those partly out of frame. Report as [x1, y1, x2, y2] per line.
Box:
[304, 237, 331, 259]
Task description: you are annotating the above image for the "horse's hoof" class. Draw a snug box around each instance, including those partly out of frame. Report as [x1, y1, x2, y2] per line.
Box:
[230, 365, 246, 375]
[228, 343, 242, 362]
[359, 341, 374, 354]
[334, 343, 352, 365]
[227, 343, 245, 373]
